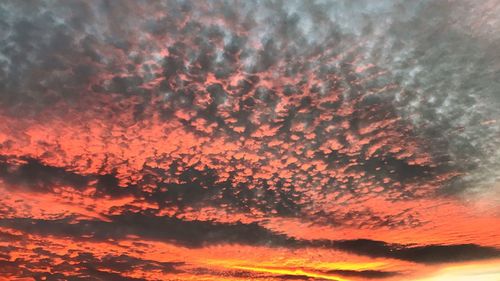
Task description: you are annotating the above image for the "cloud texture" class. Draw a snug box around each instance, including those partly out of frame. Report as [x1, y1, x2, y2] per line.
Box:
[0, 0, 499, 280]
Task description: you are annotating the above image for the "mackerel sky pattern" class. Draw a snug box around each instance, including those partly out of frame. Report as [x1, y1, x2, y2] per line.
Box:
[0, 1, 500, 281]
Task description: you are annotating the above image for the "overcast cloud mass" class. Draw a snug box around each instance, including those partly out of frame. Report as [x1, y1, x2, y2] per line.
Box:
[0, 1, 499, 280]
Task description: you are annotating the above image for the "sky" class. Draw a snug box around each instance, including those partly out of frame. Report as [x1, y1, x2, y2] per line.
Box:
[0, 0, 499, 280]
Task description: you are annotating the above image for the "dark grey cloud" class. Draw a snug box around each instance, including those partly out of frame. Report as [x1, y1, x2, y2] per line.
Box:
[0, 247, 183, 281]
[0, 214, 294, 248]
[79, 254, 184, 274]
[31, 268, 149, 281]
[0, 157, 89, 192]
[272, 274, 320, 280]
[325, 239, 500, 264]
[1, 215, 499, 264]
[0, 157, 303, 218]
[324, 269, 399, 279]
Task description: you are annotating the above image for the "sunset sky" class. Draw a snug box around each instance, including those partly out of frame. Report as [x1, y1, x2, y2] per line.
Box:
[0, 1, 499, 280]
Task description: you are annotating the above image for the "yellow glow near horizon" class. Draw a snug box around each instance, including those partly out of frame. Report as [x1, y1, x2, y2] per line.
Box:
[205, 257, 388, 271]
[412, 261, 500, 281]
[231, 265, 351, 281]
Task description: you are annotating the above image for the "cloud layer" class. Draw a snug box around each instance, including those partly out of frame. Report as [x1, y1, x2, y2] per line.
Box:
[0, 0, 499, 280]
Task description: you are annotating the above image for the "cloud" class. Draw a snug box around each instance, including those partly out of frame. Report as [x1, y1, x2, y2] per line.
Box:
[0, 157, 89, 192]
[324, 269, 399, 279]
[0, 0, 499, 280]
[1, 216, 499, 265]
[328, 239, 500, 264]
[0, 214, 293, 248]
[0, 247, 184, 281]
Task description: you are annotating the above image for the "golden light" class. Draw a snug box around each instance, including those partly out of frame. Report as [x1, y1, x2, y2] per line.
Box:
[412, 260, 500, 281]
